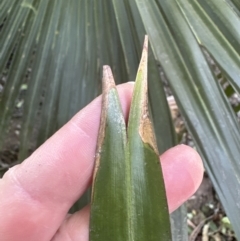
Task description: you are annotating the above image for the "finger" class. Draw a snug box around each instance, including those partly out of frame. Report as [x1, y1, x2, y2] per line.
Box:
[51, 206, 90, 241]
[161, 144, 204, 212]
[51, 145, 204, 241]
[0, 83, 134, 241]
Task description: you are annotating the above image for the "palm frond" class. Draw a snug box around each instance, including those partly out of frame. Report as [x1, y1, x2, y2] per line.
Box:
[0, 0, 239, 239]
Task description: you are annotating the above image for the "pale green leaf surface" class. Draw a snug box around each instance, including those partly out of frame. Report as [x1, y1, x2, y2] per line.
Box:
[227, 0, 240, 15]
[177, 0, 240, 93]
[112, 0, 139, 82]
[171, 205, 188, 241]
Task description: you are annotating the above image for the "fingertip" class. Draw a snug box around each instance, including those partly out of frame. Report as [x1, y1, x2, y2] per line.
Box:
[71, 82, 134, 126]
[163, 144, 204, 188]
[161, 144, 204, 212]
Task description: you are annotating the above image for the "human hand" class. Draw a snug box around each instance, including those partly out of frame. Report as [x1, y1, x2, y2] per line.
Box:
[0, 83, 203, 241]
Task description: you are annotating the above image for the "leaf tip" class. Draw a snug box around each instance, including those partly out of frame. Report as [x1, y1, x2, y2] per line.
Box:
[92, 66, 116, 193]
[102, 65, 116, 93]
[143, 35, 148, 51]
[138, 36, 159, 155]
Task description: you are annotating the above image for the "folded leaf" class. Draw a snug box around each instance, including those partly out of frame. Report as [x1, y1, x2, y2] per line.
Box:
[90, 66, 128, 240]
[126, 36, 171, 241]
[90, 36, 172, 241]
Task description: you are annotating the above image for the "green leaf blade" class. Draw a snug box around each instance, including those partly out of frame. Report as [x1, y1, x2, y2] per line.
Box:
[90, 38, 171, 241]
[90, 66, 128, 241]
[135, 0, 240, 237]
[127, 36, 172, 241]
[177, 0, 240, 93]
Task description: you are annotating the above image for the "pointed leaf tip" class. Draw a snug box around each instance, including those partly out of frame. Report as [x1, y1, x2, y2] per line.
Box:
[102, 65, 116, 92]
[139, 35, 148, 74]
[90, 66, 128, 241]
[126, 37, 171, 240]
[130, 35, 159, 155]
[93, 66, 117, 188]
[143, 35, 148, 51]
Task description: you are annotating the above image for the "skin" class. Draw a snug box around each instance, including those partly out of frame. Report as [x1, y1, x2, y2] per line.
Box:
[0, 83, 204, 241]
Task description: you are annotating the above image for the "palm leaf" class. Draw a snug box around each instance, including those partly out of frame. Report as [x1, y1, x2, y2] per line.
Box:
[135, 0, 240, 237]
[90, 41, 172, 240]
[1, 0, 239, 239]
